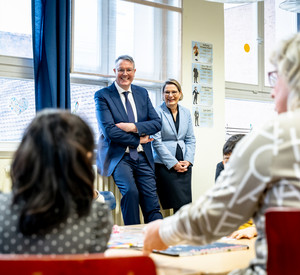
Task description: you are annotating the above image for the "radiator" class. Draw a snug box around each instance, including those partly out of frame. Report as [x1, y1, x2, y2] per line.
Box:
[94, 172, 124, 226]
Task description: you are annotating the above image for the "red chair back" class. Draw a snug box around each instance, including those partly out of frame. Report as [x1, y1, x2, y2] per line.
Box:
[265, 207, 300, 275]
[0, 254, 156, 275]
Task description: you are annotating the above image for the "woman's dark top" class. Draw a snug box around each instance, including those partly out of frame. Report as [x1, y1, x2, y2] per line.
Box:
[0, 193, 113, 254]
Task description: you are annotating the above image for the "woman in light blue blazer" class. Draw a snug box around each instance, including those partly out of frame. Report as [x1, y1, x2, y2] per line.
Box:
[152, 79, 196, 213]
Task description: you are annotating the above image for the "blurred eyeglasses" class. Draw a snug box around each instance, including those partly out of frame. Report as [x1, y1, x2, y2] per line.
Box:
[117, 68, 134, 74]
[268, 71, 278, 87]
[164, 91, 179, 96]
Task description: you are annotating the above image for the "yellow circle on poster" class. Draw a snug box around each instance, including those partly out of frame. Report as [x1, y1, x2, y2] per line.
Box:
[244, 43, 250, 53]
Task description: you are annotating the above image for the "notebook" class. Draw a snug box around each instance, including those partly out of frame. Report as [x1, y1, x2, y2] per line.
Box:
[153, 242, 249, 257]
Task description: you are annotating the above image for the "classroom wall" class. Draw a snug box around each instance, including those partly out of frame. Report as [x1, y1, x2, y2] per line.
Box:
[181, 0, 225, 200]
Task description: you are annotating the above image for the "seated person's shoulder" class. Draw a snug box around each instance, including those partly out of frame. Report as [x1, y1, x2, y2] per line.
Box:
[91, 202, 113, 234]
[0, 192, 12, 203]
[216, 161, 224, 169]
[91, 200, 112, 219]
[277, 109, 300, 128]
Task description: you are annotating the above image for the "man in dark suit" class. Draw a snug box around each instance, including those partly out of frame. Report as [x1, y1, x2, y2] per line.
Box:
[94, 55, 163, 225]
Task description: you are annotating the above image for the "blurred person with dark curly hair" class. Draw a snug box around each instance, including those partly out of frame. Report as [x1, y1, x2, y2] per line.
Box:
[0, 109, 112, 254]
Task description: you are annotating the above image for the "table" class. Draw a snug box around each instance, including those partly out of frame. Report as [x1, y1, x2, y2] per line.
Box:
[105, 225, 256, 275]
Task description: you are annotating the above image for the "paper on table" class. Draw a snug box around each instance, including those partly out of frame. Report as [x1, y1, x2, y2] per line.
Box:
[108, 225, 144, 249]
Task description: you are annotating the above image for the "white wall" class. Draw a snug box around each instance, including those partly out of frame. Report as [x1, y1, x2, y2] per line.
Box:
[181, 0, 225, 200]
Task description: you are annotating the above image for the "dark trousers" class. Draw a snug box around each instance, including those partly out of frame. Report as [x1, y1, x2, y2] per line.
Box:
[112, 153, 163, 225]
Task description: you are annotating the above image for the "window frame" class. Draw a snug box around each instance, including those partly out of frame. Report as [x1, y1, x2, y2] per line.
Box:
[225, 2, 299, 103]
[0, 55, 33, 80]
[225, 2, 273, 102]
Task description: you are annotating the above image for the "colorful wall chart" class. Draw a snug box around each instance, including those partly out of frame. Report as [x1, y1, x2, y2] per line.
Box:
[192, 41, 213, 128]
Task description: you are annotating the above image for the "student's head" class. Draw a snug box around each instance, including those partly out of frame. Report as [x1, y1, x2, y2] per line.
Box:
[162, 79, 183, 109]
[113, 55, 136, 90]
[223, 134, 245, 164]
[11, 109, 95, 235]
[270, 32, 300, 113]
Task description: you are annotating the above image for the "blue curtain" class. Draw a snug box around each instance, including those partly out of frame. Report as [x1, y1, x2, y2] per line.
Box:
[32, 0, 71, 110]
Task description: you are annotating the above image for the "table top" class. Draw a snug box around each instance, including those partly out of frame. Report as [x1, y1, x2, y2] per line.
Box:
[105, 225, 256, 275]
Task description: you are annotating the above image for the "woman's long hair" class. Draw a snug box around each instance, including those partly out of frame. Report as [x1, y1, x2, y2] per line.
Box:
[10, 109, 95, 235]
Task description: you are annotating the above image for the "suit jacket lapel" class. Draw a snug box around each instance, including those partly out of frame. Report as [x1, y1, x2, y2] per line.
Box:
[161, 102, 177, 137]
[109, 83, 128, 122]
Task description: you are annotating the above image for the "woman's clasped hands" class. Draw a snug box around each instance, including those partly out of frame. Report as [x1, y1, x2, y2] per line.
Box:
[173, 161, 190, 172]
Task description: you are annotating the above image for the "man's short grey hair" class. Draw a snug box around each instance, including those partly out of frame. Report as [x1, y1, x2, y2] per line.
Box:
[115, 55, 135, 69]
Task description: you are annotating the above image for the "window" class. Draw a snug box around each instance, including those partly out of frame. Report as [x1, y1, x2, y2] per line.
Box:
[264, 0, 298, 86]
[72, 0, 181, 82]
[0, 0, 182, 142]
[225, 1, 297, 90]
[0, 77, 35, 142]
[224, 2, 298, 134]
[0, 0, 34, 142]
[0, 0, 32, 58]
[225, 3, 258, 85]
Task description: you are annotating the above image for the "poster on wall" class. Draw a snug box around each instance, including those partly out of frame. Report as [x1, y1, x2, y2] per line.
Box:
[192, 85, 213, 106]
[193, 106, 213, 128]
[192, 63, 200, 84]
[191, 41, 213, 128]
[199, 64, 213, 85]
[199, 42, 213, 64]
[199, 106, 213, 128]
[192, 41, 200, 62]
[199, 85, 213, 106]
[192, 41, 213, 63]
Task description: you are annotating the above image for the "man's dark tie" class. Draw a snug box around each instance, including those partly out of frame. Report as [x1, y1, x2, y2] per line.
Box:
[123, 91, 139, 160]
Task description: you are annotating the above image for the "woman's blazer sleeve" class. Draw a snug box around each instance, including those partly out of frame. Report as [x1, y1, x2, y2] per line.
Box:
[182, 108, 196, 165]
[152, 107, 178, 170]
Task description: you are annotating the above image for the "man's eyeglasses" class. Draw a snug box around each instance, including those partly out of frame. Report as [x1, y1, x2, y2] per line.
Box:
[117, 68, 134, 74]
[268, 71, 278, 87]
